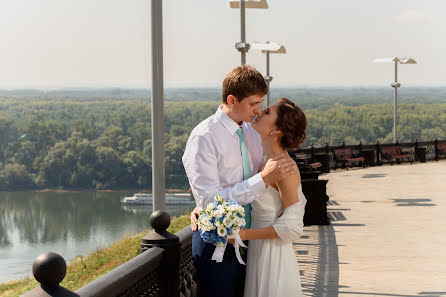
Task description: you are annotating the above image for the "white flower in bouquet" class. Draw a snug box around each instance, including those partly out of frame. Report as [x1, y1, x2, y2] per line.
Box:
[234, 218, 245, 229]
[223, 216, 233, 228]
[206, 203, 214, 212]
[198, 216, 214, 232]
[217, 226, 228, 237]
[227, 204, 238, 212]
[215, 220, 222, 228]
[214, 205, 225, 218]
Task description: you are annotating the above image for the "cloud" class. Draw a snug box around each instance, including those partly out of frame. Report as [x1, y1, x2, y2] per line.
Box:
[395, 10, 427, 24]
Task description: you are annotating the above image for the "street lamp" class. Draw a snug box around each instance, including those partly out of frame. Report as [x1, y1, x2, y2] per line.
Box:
[151, 0, 165, 211]
[373, 57, 417, 143]
[228, 0, 269, 65]
[251, 42, 286, 106]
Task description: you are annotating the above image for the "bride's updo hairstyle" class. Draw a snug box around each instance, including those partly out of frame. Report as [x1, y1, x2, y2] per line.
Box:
[275, 98, 307, 150]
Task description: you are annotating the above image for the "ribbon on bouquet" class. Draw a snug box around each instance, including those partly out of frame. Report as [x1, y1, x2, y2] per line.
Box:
[233, 233, 248, 265]
[211, 245, 226, 263]
[211, 233, 247, 265]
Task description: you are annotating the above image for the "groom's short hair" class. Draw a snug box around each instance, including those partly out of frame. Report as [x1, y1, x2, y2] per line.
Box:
[222, 65, 268, 104]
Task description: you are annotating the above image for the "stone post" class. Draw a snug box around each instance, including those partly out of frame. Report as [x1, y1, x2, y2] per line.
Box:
[310, 143, 315, 161]
[140, 210, 181, 297]
[376, 140, 381, 166]
[434, 137, 439, 161]
[21, 253, 78, 297]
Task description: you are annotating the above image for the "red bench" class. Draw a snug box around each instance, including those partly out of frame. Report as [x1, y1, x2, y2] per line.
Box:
[333, 148, 365, 169]
[437, 142, 446, 159]
[293, 153, 322, 170]
[309, 162, 322, 169]
[380, 146, 413, 165]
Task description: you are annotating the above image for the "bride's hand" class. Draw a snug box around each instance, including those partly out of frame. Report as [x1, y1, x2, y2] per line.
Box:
[228, 229, 246, 245]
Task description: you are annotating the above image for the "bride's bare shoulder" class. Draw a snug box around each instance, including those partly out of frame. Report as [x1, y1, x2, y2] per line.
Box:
[277, 171, 300, 191]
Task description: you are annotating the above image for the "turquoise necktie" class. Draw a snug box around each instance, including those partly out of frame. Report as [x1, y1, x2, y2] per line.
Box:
[236, 127, 252, 229]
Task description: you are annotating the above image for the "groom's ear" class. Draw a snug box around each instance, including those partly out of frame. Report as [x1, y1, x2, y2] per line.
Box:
[227, 95, 237, 106]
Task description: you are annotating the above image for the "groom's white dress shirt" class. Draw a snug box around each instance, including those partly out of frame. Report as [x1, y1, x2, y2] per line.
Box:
[182, 106, 266, 209]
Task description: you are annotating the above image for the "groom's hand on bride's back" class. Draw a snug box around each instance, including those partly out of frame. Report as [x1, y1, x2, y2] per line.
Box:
[190, 207, 199, 231]
[261, 155, 298, 186]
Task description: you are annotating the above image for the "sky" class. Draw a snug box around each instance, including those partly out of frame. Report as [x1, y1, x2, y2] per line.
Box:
[1, 0, 446, 88]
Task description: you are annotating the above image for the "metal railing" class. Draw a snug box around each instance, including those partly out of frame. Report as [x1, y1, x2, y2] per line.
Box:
[293, 138, 446, 170]
[22, 211, 197, 297]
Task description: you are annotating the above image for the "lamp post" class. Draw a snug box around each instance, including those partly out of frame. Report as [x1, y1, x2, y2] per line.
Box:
[373, 57, 417, 143]
[251, 42, 286, 106]
[151, 0, 165, 211]
[229, 0, 269, 65]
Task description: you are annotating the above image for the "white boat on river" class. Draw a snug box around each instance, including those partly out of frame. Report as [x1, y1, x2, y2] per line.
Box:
[120, 193, 195, 205]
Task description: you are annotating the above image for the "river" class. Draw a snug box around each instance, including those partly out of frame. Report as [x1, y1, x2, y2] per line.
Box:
[0, 191, 194, 283]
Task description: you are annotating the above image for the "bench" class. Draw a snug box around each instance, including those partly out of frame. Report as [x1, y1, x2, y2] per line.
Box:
[437, 142, 446, 159]
[313, 153, 331, 173]
[309, 162, 322, 169]
[380, 146, 413, 165]
[293, 153, 322, 171]
[291, 152, 323, 180]
[294, 153, 307, 160]
[333, 148, 365, 169]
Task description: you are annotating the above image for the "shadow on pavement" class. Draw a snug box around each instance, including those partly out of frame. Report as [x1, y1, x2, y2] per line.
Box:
[362, 174, 388, 178]
[297, 225, 340, 297]
[392, 198, 436, 207]
[314, 225, 340, 297]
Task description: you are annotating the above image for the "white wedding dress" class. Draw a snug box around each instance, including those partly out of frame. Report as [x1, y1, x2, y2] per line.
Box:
[244, 185, 307, 297]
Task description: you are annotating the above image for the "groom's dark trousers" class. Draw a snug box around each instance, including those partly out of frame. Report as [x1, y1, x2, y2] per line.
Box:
[192, 231, 246, 297]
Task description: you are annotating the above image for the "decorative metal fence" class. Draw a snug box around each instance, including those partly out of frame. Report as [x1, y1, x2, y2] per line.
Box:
[22, 211, 197, 297]
[293, 138, 446, 170]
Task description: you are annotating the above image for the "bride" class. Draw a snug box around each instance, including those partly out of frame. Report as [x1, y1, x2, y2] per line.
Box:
[240, 97, 307, 297]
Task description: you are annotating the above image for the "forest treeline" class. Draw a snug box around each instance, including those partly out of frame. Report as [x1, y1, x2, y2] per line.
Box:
[1, 93, 445, 190]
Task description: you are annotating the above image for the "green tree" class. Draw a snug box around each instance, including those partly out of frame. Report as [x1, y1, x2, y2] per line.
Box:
[38, 142, 76, 187]
[0, 164, 34, 190]
[95, 146, 122, 189]
[0, 117, 18, 163]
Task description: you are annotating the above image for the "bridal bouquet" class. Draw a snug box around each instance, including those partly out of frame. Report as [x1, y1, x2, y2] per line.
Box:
[197, 194, 247, 264]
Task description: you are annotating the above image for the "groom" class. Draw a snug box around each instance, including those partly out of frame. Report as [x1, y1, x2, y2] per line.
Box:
[182, 65, 297, 297]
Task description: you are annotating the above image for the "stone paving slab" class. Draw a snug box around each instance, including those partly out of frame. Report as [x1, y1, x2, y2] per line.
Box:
[294, 160, 446, 297]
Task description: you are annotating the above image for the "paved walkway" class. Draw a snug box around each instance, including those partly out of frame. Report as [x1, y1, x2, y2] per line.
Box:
[294, 160, 446, 297]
